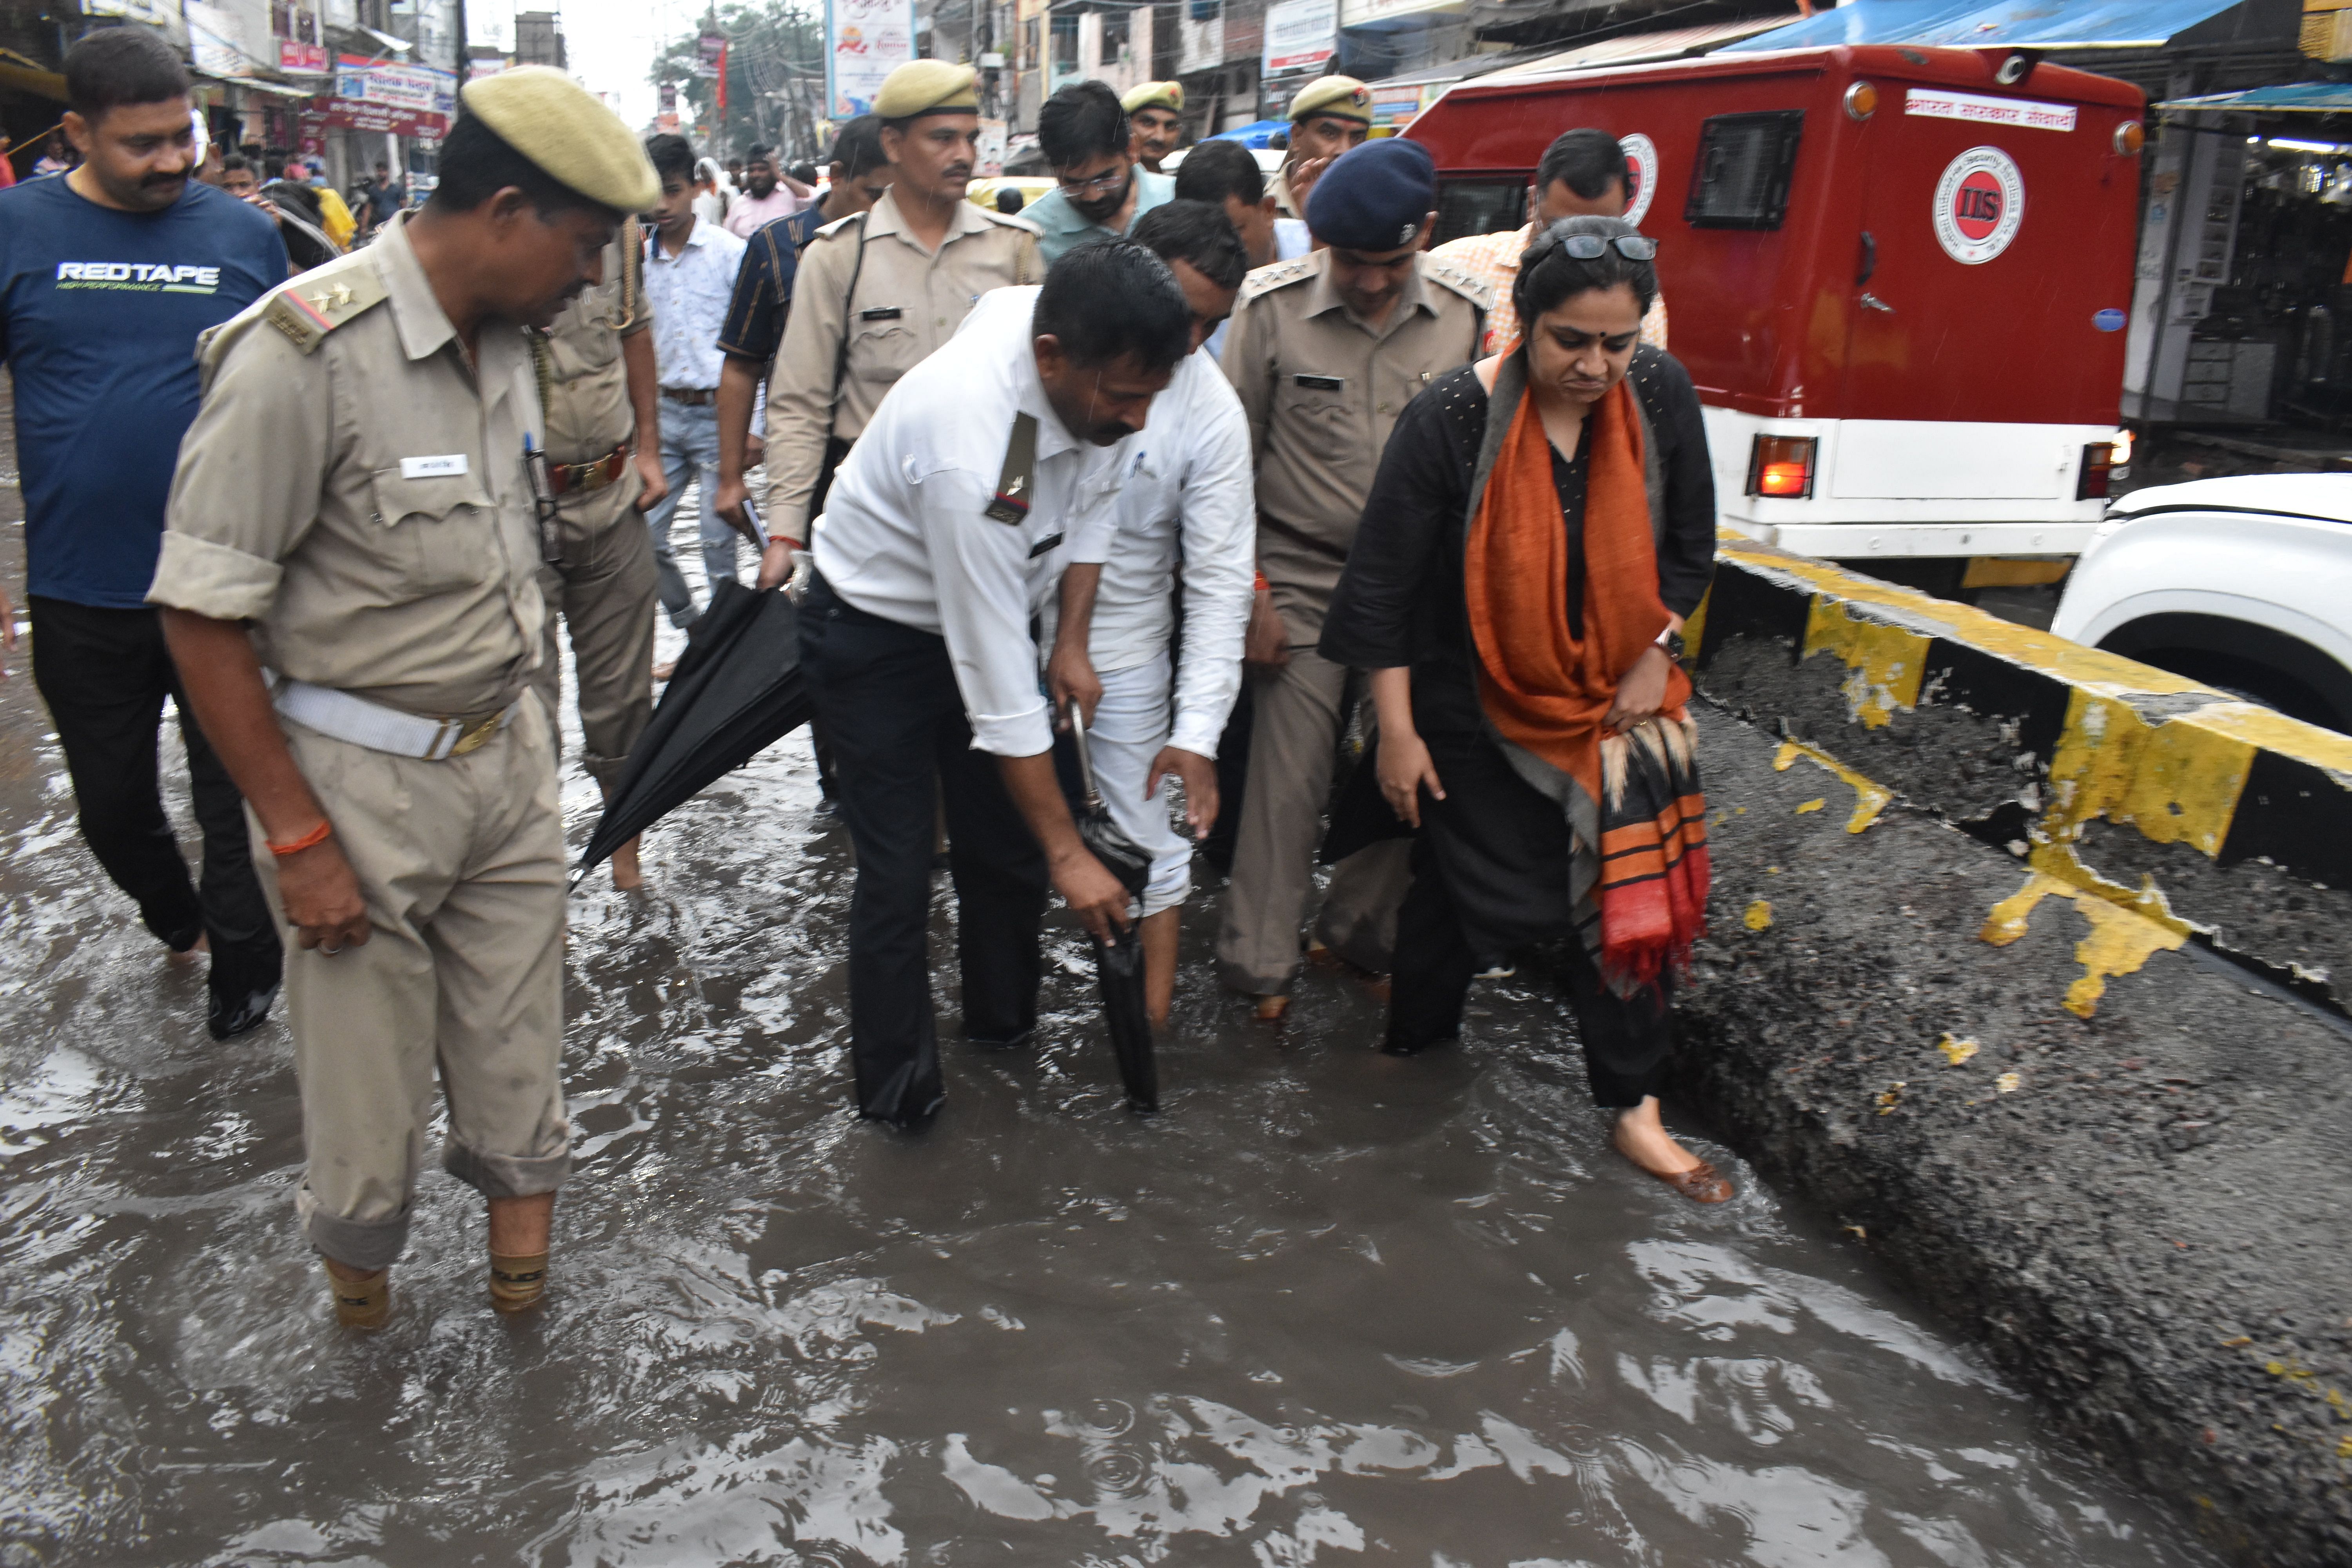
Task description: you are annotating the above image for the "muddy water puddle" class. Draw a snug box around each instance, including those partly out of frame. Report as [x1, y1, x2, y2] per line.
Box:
[0, 495, 2217, 1567]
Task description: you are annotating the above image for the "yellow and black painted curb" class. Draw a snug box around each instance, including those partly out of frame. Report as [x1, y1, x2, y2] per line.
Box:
[1689, 534, 2352, 1014]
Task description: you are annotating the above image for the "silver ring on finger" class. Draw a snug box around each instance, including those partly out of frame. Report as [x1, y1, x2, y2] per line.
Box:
[321, 943, 343, 955]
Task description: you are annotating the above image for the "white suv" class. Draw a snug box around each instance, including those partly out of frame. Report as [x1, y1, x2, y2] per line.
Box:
[2052, 474, 2352, 733]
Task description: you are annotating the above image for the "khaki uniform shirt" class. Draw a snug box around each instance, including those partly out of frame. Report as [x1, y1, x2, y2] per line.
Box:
[1219, 249, 1487, 642]
[765, 185, 1040, 534]
[532, 220, 651, 467]
[147, 214, 547, 720]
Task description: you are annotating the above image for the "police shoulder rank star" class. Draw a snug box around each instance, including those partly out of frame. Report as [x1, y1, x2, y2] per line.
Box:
[985, 411, 1039, 524]
[262, 261, 388, 355]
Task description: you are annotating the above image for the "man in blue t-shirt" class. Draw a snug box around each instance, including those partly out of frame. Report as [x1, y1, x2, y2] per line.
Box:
[0, 26, 289, 1040]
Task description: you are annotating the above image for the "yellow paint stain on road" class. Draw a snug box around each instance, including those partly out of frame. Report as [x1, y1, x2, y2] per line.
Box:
[1803, 596, 1929, 728]
[1979, 869, 2185, 1017]
[1936, 1034, 1980, 1065]
[1996, 1072, 2022, 1093]
[1774, 739, 1892, 833]
[1743, 899, 1774, 930]
[1796, 798, 1827, 814]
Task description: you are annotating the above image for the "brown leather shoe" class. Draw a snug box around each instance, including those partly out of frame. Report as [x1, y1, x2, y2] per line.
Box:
[1648, 1160, 1735, 1204]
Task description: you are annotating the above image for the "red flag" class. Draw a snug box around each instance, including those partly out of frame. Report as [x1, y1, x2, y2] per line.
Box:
[716, 42, 728, 121]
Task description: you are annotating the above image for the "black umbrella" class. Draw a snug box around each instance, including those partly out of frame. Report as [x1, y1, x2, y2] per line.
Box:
[569, 579, 812, 887]
[1065, 699, 1158, 1113]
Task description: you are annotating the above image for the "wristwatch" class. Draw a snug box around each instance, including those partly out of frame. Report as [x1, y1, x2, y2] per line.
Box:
[1655, 627, 1686, 660]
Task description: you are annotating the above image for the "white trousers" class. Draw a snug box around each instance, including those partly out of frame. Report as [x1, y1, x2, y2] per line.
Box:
[1088, 652, 1193, 917]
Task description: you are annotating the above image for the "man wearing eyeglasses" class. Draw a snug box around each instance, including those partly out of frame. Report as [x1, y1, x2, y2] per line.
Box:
[1023, 79, 1175, 267]
[1214, 137, 1488, 1020]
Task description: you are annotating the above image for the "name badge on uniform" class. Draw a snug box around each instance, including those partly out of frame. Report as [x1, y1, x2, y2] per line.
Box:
[985, 412, 1039, 526]
[1026, 533, 1064, 559]
[859, 306, 903, 321]
[1293, 374, 1344, 392]
[400, 454, 469, 479]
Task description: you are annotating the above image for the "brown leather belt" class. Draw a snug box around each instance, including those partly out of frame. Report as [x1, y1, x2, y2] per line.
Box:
[548, 443, 629, 497]
[661, 386, 718, 405]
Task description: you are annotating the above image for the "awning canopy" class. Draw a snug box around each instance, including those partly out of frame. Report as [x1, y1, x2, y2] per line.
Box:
[2159, 82, 2352, 113]
[1722, 0, 2252, 53]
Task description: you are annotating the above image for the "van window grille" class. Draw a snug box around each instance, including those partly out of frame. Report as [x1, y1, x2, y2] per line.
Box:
[1685, 111, 1803, 230]
[1433, 180, 1527, 247]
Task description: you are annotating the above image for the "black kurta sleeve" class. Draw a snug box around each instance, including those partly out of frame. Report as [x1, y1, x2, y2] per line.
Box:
[1319, 368, 1483, 670]
[1628, 345, 1717, 617]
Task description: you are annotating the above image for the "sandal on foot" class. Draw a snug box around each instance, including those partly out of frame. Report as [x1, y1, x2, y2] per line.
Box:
[327, 1264, 390, 1329]
[1254, 994, 1290, 1022]
[489, 1251, 548, 1314]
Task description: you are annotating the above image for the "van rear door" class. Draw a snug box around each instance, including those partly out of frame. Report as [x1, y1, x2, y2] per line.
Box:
[1835, 76, 2134, 448]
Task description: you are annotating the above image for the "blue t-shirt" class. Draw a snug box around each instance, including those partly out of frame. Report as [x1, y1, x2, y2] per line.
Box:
[0, 177, 287, 608]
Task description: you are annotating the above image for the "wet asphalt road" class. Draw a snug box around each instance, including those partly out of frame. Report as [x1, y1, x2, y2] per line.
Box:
[0, 386, 2223, 1566]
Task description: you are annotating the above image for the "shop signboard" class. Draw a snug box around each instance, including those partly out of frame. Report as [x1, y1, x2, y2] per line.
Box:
[1263, 0, 1336, 74]
[1368, 81, 1426, 129]
[278, 38, 330, 73]
[697, 34, 726, 77]
[330, 54, 455, 137]
[334, 55, 457, 117]
[187, 0, 263, 78]
[829, 0, 915, 116]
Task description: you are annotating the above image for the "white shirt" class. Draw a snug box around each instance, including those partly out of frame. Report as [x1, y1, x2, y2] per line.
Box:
[812, 291, 1137, 758]
[644, 217, 746, 390]
[964, 287, 1255, 758]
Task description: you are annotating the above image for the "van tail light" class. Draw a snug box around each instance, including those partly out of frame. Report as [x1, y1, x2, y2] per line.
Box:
[1747, 434, 1817, 499]
[2077, 441, 2117, 499]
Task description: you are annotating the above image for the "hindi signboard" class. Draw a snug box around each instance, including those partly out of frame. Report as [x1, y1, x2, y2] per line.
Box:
[1263, 0, 1335, 75]
[828, 0, 914, 117]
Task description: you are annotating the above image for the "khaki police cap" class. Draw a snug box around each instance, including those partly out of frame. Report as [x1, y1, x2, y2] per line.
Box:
[1288, 75, 1373, 126]
[461, 65, 659, 212]
[874, 60, 980, 120]
[1122, 80, 1183, 115]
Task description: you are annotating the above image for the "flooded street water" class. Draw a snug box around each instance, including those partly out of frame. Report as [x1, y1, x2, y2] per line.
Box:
[0, 479, 2221, 1568]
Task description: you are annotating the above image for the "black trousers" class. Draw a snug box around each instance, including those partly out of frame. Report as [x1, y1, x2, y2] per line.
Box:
[799, 576, 1049, 1125]
[28, 597, 279, 964]
[1387, 833, 1672, 1108]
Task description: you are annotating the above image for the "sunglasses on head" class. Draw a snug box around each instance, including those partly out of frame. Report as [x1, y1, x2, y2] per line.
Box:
[1553, 234, 1659, 261]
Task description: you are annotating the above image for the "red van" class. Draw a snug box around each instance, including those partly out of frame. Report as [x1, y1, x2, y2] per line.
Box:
[1407, 45, 2146, 564]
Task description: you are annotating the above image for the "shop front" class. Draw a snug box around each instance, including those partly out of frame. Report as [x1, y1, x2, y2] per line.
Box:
[2128, 83, 2352, 429]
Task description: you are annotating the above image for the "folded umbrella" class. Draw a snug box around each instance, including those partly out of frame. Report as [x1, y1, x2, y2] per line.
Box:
[569, 579, 812, 887]
[1065, 699, 1158, 1112]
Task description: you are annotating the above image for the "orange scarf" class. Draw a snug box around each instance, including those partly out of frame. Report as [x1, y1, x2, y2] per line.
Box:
[1464, 374, 1706, 989]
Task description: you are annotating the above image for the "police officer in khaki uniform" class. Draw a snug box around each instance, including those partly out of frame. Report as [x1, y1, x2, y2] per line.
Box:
[530, 219, 667, 889]
[1216, 138, 1487, 1016]
[753, 60, 1040, 572]
[147, 67, 659, 1329]
[1270, 75, 1372, 221]
[1122, 80, 1185, 173]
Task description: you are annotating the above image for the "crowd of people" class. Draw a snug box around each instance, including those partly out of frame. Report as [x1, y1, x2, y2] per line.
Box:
[0, 25, 1724, 1333]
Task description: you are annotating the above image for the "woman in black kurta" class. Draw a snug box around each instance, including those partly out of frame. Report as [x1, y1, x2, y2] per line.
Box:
[1319, 216, 1725, 1200]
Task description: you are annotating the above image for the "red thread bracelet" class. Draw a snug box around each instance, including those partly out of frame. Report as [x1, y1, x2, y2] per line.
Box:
[269, 820, 332, 857]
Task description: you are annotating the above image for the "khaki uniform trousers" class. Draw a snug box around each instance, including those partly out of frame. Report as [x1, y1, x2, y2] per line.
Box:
[1215, 646, 1416, 995]
[255, 697, 570, 1270]
[534, 475, 658, 789]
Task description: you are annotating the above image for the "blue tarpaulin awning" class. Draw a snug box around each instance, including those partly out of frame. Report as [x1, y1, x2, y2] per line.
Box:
[1721, 0, 2252, 53]
[2158, 82, 2352, 113]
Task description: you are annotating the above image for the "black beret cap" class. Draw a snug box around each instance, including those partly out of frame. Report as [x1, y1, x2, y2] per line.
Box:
[1305, 138, 1437, 252]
